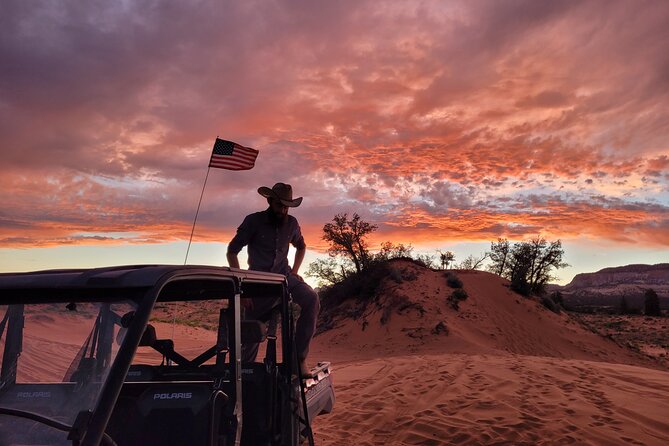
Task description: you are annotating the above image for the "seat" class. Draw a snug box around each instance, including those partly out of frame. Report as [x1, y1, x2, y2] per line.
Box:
[108, 382, 228, 446]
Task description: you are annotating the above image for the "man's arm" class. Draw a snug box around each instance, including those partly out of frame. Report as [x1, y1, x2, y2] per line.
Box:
[227, 214, 253, 270]
[226, 252, 240, 269]
[292, 246, 306, 276]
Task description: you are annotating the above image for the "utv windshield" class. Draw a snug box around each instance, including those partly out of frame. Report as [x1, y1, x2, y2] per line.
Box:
[0, 299, 136, 446]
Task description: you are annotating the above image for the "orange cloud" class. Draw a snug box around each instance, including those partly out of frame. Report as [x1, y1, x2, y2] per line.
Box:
[1, 0, 667, 257]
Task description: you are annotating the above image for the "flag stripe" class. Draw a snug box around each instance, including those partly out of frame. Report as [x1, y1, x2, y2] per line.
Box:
[210, 164, 251, 170]
[209, 159, 256, 167]
[233, 145, 257, 155]
[215, 152, 257, 163]
[211, 161, 253, 168]
[221, 150, 257, 161]
[208, 138, 259, 170]
[210, 159, 255, 168]
[211, 156, 256, 164]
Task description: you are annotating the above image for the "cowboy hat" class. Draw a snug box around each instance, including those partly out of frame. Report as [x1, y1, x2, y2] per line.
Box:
[258, 182, 303, 207]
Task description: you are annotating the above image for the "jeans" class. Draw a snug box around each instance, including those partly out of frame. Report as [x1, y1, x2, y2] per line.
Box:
[241, 274, 320, 362]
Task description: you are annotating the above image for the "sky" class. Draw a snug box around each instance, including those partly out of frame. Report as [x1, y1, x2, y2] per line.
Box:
[1, 0, 667, 286]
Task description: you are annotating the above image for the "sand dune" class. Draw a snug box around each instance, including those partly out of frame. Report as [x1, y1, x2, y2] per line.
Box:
[314, 263, 658, 367]
[308, 261, 669, 445]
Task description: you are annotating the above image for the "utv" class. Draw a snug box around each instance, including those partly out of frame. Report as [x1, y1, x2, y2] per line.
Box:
[0, 265, 334, 445]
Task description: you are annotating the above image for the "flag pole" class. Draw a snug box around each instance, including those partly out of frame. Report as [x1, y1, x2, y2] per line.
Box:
[185, 136, 258, 265]
[184, 165, 211, 265]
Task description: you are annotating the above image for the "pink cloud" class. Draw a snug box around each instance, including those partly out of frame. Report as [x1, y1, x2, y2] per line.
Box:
[0, 0, 667, 253]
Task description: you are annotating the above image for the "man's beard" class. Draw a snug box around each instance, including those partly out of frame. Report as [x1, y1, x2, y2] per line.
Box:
[268, 209, 287, 226]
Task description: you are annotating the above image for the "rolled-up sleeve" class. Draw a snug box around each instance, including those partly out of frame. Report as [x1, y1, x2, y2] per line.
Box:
[227, 215, 253, 255]
[291, 222, 306, 250]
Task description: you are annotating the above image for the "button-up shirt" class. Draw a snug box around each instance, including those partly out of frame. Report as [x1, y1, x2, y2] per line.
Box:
[227, 209, 306, 276]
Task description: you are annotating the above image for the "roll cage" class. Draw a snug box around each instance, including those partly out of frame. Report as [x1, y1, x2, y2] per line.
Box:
[0, 265, 326, 446]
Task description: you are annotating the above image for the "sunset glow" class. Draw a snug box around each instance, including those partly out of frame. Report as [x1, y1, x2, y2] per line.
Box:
[1, 0, 667, 283]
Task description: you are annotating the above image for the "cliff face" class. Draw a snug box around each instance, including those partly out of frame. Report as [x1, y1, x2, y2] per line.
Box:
[566, 264, 669, 289]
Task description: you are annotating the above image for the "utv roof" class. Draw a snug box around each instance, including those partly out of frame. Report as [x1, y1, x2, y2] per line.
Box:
[0, 265, 287, 304]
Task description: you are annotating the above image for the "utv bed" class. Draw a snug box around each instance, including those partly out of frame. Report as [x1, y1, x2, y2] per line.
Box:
[0, 265, 334, 446]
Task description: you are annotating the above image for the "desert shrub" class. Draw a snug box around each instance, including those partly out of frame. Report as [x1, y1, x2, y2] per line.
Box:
[451, 288, 468, 301]
[540, 296, 561, 314]
[415, 253, 436, 269]
[375, 242, 414, 262]
[388, 267, 403, 284]
[394, 264, 420, 281]
[432, 321, 449, 335]
[445, 272, 463, 288]
[380, 263, 421, 283]
[447, 288, 468, 310]
[397, 300, 426, 316]
[319, 260, 425, 314]
[380, 293, 417, 325]
[317, 257, 433, 330]
[318, 261, 392, 311]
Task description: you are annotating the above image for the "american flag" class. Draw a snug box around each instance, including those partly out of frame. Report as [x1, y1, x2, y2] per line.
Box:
[208, 138, 259, 170]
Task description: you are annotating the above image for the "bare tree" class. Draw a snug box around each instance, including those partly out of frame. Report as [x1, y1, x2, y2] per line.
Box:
[487, 238, 510, 276]
[504, 236, 567, 296]
[305, 257, 350, 287]
[375, 242, 414, 261]
[456, 253, 488, 270]
[322, 213, 378, 274]
[436, 250, 455, 269]
[526, 236, 567, 293]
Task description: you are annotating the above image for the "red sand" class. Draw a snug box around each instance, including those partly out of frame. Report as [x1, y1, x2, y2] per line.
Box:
[307, 263, 669, 445]
[12, 262, 669, 445]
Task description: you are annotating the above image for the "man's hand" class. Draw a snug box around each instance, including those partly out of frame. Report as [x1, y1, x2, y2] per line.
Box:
[291, 246, 306, 280]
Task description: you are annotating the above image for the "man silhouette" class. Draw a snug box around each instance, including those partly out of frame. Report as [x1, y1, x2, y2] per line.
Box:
[226, 182, 320, 377]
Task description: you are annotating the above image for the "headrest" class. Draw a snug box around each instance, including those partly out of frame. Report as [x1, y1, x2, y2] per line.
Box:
[139, 324, 157, 347]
